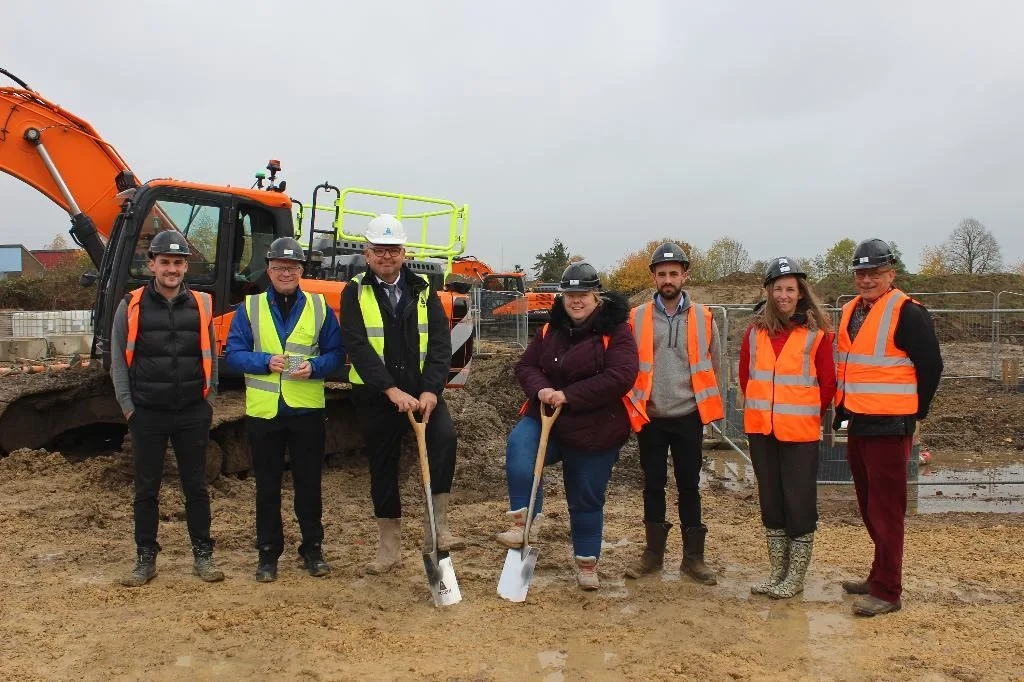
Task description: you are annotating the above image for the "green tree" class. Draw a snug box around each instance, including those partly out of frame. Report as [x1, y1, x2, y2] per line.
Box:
[532, 238, 573, 282]
[702, 237, 751, 280]
[889, 241, 908, 275]
[810, 238, 856, 280]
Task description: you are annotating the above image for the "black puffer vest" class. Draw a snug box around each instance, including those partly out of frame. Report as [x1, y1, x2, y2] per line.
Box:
[129, 282, 205, 410]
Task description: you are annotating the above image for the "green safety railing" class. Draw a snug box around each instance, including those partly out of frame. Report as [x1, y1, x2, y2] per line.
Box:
[294, 187, 469, 275]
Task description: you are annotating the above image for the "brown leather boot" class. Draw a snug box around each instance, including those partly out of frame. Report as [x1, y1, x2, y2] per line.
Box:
[625, 522, 672, 579]
[365, 518, 402, 575]
[681, 525, 717, 585]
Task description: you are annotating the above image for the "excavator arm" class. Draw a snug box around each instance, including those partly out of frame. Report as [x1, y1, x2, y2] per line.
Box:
[1, 69, 137, 265]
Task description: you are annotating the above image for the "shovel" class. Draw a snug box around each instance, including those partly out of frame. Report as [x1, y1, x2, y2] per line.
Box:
[498, 403, 561, 602]
[407, 410, 462, 607]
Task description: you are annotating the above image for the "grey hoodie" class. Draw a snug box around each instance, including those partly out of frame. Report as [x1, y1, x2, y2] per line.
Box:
[646, 292, 722, 419]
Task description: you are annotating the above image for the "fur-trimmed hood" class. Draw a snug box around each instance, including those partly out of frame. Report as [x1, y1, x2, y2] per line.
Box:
[548, 290, 631, 335]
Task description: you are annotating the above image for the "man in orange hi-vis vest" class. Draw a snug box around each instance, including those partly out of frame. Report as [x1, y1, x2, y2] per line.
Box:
[110, 230, 221, 588]
[835, 238, 942, 617]
[624, 242, 724, 585]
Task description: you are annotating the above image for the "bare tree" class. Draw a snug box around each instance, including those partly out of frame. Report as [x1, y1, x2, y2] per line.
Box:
[46, 233, 69, 250]
[944, 218, 1002, 274]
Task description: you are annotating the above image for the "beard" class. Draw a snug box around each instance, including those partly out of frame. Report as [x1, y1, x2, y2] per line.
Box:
[659, 283, 682, 300]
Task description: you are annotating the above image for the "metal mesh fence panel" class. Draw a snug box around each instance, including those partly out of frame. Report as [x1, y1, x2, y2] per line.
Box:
[472, 288, 528, 349]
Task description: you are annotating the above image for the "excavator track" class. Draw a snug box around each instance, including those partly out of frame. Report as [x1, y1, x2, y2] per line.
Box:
[0, 369, 364, 476]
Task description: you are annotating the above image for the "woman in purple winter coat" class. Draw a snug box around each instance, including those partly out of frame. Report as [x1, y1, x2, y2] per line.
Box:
[496, 262, 639, 590]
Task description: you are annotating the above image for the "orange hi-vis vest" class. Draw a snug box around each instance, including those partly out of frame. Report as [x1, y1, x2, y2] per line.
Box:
[518, 323, 633, 420]
[627, 301, 724, 429]
[744, 326, 825, 442]
[835, 288, 918, 416]
[125, 286, 214, 398]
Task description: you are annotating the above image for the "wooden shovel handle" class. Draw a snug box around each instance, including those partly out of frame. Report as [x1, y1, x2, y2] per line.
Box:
[407, 410, 431, 486]
[533, 404, 561, 479]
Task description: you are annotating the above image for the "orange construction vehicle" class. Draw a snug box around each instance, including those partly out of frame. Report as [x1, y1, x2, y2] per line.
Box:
[450, 256, 555, 323]
[0, 68, 473, 460]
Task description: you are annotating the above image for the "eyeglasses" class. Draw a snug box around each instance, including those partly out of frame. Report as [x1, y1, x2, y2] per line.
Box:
[369, 246, 405, 257]
[269, 265, 303, 274]
[853, 267, 892, 280]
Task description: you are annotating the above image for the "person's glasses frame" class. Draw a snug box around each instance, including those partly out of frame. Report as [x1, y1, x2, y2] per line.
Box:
[269, 265, 304, 274]
[369, 246, 406, 258]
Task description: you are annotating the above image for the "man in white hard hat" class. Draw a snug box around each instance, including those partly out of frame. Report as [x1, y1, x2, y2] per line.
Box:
[339, 214, 463, 575]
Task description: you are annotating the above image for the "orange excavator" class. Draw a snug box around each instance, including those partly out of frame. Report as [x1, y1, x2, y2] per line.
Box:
[0, 68, 474, 462]
[449, 256, 555, 324]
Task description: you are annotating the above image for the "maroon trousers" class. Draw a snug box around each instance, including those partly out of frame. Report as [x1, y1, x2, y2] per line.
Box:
[847, 434, 913, 603]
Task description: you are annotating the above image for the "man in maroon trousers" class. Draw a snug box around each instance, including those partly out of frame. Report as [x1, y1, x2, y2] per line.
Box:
[833, 239, 943, 616]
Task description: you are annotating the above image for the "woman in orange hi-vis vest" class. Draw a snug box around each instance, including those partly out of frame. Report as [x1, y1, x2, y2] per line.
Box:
[740, 257, 835, 600]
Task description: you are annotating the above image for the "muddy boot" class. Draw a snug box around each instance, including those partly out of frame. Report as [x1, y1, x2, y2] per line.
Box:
[681, 525, 717, 585]
[426, 493, 467, 552]
[300, 544, 331, 578]
[751, 528, 789, 595]
[842, 579, 871, 595]
[852, 594, 902, 617]
[768, 533, 813, 599]
[625, 522, 673, 579]
[120, 546, 158, 587]
[495, 507, 544, 549]
[365, 518, 402, 575]
[575, 555, 600, 591]
[255, 549, 278, 583]
[192, 542, 225, 583]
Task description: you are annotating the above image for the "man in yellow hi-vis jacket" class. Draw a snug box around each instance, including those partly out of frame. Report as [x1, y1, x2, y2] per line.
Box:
[339, 214, 461, 576]
[224, 237, 343, 583]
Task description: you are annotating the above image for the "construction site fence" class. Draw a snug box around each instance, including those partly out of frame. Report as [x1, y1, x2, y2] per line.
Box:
[0, 310, 94, 337]
[706, 293, 1024, 483]
[471, 288, 529, 349]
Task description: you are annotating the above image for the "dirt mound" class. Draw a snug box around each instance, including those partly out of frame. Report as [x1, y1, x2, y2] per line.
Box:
[0, 447, 68, 477]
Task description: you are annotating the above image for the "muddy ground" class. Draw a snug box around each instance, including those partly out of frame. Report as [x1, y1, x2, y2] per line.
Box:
[2, 348, 1024, 680]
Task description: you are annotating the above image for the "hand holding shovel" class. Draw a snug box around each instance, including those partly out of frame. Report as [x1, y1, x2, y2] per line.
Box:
[407, 410, 462, 607]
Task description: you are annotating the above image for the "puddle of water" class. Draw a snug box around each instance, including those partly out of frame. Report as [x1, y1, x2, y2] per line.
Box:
[175, 656, 192, 667]
[536, 651, 567, 670]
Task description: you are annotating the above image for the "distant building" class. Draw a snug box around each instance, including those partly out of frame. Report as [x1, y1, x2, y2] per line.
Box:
[31, 248, 83, 271]
[0, 245, 44, 280]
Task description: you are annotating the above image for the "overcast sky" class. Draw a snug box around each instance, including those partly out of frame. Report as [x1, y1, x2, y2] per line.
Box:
[3, 1, 1023, 274]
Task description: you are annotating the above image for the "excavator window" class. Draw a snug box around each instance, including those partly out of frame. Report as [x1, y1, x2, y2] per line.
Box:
[129, 199, 221, 284]
[228, 204, 276, 306]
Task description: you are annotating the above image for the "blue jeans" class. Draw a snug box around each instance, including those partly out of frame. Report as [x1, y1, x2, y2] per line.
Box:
[505, 417, 619, 559]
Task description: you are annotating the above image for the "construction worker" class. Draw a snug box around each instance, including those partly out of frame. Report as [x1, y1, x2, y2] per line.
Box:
[625, 242, 723, 585]
[835, 238, 942, 616]
[499, 262, 638, 590]
[110, 230, 222, 587]
[339, 214, 462, 575]
[740, 257, 836, 599]
[223, 237, 344, 582]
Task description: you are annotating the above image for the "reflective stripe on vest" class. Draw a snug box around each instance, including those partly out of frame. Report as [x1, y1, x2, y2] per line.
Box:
[835, 288, 918, 415]
[627, 301, 724, 428]
[125, 286, 213, 398]
[348, 271, 430, 385]
[243, 291, 327, 418]
[743, 326, 824, 442]
[517, 323, 634, 421]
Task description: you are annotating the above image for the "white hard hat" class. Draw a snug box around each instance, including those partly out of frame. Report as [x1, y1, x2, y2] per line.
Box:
[364, 214, 407, 245]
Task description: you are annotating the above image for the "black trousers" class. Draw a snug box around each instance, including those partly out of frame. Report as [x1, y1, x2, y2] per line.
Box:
[748, 433, 819, 537]
[354, 393, 457, 519]
[247, 410, 326, 557]
[131, 400, 213, 551]
[636, 412, 705, 527]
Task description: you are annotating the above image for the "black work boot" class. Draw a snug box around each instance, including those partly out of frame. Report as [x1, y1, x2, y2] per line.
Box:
[121, 546, 158, 587]
[681, 525, 718, 585]
[192, 542, 225, 583]
[255, 549, 279, 583]
[625, 522, 673, 579]
[301, 544, 331, 578]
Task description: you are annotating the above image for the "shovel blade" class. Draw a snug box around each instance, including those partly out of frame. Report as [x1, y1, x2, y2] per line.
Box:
[423, 552, 462, 607]
[497, 546, 539, 602]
